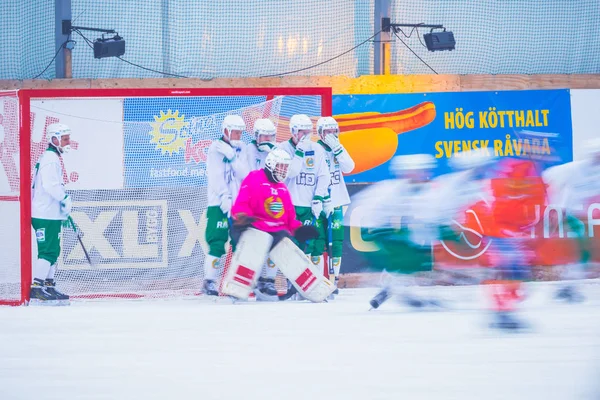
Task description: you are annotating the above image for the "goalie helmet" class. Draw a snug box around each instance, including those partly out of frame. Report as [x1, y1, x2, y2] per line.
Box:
[47, 123, 72, 153]
[253, 118, 277, 152]
[264, 148, 292, 182]
[289, 114, 313, 141]
[316, 116, 339, 141]
[221, 115, 246, 148]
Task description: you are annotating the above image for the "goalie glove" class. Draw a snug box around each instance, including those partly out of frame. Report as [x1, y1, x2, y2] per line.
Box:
[322, 196, 333, 218]
[233, 213, 257, 229]
[215, 140, 236, 162]
[60, 195, 72, 217]
[323, 134, 343, 156]
[294, 225, 319, 243]
[219, 194, 232, 216]
[311, 196, 323, 219]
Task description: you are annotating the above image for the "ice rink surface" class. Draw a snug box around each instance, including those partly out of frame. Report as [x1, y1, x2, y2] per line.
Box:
[1, 282, 599, 400]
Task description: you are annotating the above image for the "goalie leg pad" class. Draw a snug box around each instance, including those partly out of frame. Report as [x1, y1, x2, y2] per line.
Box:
[269, 238, 335, 303]
[221, 228, 273, 300]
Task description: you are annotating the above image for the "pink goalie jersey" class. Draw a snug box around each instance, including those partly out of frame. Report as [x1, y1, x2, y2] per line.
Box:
[231, 169, 302, 234]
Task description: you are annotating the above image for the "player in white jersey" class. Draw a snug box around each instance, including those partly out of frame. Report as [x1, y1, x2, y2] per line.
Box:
[203, 115, 249, 296]
[314, 117, 355, 292]
[543, 138, 600, 302]
[246, 118, 276, 171]
[241, 118, 279, 295]
[30, 123, 73, 304]
[278, 114, 330, 253]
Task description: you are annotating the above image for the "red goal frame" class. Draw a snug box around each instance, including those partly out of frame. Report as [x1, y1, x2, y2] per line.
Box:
[4, 87, 332, 306]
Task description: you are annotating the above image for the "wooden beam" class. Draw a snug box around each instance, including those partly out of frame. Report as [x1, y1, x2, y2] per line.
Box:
[2, 74, 600, 93]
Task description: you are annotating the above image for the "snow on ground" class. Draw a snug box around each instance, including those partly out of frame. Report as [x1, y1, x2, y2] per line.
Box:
[0, 282, 599, 400]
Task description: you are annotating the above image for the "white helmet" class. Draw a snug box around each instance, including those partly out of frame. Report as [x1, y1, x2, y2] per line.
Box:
[253, 118, 277, 152]
[264, 148, 292, 182]
[316, 116, 339, 141]
[47, 123, 72, 153]
[390, 154, 436, 176]
[289, 114, 313, 141]
[221, 115, 246, 148]
[448, 148, 495, 170]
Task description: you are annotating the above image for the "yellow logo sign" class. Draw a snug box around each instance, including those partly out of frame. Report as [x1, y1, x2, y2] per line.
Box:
[149, 110, 190, 155]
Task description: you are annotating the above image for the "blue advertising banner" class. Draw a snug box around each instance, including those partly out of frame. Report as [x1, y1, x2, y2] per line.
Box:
[123, 95, 323, 188]
[332, 89, 573, 183]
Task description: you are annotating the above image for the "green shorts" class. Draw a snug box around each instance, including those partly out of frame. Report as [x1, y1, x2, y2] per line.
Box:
[205, 206, 231, 257]
[32, 218, 63, 265]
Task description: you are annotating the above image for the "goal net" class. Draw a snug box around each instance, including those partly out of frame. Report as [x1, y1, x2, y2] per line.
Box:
[0, 91, 23, 305]
[0, 87, 331, 304]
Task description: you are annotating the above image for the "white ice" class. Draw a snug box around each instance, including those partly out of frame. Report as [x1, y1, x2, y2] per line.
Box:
[1, 282, 599, 400]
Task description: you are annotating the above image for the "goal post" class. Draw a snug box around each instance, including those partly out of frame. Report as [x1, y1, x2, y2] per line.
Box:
[0, 87, 332, 305]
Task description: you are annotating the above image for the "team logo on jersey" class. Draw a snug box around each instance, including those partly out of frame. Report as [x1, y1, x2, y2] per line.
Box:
[149, 110, 190, 155]
[211, 258, 219, 269]
[264, 196, 284, 219]
[305, 157, 315, 169]
[311, 256, 321, 265]
[35, 228, 45, 242]
[267, 258, 276, 268]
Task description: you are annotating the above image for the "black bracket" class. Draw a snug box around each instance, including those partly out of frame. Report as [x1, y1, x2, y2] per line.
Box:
[62, 20, 116, 35]
[382, 18, 445, 33]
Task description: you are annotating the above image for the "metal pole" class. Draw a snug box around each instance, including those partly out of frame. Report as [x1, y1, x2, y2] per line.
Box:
[161, 0, 171, 76]
[373, 0, 391, 75]
[55, 0, 72, 79]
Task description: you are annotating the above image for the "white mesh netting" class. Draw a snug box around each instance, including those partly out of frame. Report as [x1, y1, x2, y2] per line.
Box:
[0, 91, 22, 304]
[19, 91, 324, 301]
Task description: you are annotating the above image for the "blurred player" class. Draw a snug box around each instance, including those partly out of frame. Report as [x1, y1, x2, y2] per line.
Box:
[543, 138, 600, 302]
[444, 150, 545, 330]
[247, 118, 276, 171]
[203, 115, 249, 296]
[223, 149, 332, 302]
[30, 123, 73, 304]
[351, 154, 444, 310]
[315, 117, 355, 294]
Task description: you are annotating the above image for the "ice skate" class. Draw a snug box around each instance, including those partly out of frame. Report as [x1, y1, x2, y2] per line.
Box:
[369, 288, 391, 310]
[489, 312, 527, 331]
[44, 279, 70, 305]
[203, 279, 219, 296]
[29, 279, 64, 306]
[257, 277, 278, 296]
[399, 293, 426, 309]
[554, 285, 585, 303]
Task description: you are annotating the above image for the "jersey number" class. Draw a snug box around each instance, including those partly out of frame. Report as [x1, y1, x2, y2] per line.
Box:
[330, 171, 341, 185]
[295, 172, 316, 186]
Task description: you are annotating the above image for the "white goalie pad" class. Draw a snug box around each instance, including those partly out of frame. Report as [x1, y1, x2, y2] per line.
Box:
[269, 238, 335, 303]
[221, 228, 273, 300]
